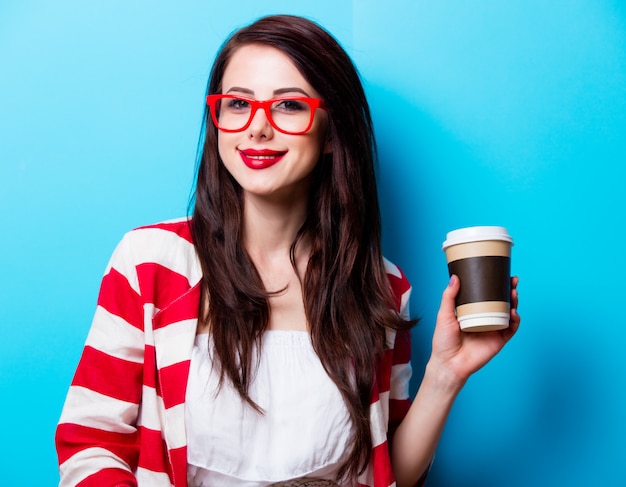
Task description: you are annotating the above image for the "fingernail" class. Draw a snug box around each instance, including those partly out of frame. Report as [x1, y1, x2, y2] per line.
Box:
[449, 275, 455, 287]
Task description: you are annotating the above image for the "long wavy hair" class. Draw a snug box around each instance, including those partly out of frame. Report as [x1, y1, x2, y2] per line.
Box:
[190, 14, 414, 481]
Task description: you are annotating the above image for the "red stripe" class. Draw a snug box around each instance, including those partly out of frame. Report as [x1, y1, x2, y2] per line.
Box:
[371, 441, 395, 487]
[159, 360, 191, 409]
[56, 423, 139, 468]
[169, 446, 188, 487]
[72, 346, 143, 403]
[135, 427, 188, 486]
[136, 426, 172, 483]
[392, 329, 412, 364]
[153, 283, 201, 330]
[376, 348, 393, 393]
[386, 268, 411, 312]
[76, 468, 137, 487]
[98, 268, 144, 330]
[388, 397, 412, 442]
[137, 263, 191, 311]
[389, 398, 411, 423]
[137, 220, 194, 244]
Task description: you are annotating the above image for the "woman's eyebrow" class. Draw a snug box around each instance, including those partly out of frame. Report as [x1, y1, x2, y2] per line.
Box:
[224, 86, 254, 95]
[223, 86, 312, 97]
[274, 87, 310, 97]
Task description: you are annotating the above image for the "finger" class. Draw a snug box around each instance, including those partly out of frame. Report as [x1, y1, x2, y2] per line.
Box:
[436, 275, 460, 327]
[511, 287, 519, 310]
[506, 307, 521, 338]
[510, 275, 519, 309]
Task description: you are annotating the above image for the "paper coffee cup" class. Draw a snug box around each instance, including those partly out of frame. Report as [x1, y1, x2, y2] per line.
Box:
[442, 226, 513, 332]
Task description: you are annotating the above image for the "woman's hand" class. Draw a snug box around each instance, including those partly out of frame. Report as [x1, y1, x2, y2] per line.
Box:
[391, 276, 519, 487]
[429, 275, 520, 387]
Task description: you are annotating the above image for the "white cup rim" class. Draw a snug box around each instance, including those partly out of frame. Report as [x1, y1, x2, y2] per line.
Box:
[442, 225, 513, 250]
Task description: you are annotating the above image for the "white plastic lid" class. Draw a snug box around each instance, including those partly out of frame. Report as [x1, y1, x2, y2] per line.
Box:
[442, 226, 513, 250]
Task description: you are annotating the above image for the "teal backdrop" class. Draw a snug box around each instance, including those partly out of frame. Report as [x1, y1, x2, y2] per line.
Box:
[1, 1, 625, 485]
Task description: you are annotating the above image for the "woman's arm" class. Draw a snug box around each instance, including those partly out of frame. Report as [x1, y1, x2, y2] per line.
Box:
[391, 275, 520, 487]
[55, 234, 145, 487]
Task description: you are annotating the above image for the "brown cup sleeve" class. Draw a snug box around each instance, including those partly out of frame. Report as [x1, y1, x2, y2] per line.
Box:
[448, 256, 511, 306]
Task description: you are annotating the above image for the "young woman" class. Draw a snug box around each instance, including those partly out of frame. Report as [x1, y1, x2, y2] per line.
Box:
[55, 14, 520, 487]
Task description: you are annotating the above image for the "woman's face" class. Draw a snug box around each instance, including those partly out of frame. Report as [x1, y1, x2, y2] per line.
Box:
[217, 44, 329, 204]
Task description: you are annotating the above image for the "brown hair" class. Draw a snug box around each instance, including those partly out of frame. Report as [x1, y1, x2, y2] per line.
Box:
[191, 14, 414, 481]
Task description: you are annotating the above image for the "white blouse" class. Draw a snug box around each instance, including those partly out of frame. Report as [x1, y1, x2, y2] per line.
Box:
[185, 331, 353, 487]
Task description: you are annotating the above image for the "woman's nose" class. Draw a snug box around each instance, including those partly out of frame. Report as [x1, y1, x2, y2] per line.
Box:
[247, 106, 274, 139]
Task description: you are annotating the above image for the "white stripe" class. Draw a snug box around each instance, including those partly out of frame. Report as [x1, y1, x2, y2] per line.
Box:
[59, 386, 139, 433]
[164, 402, 187, 450]
[59, 447, 131, 487]
[85, 306, 145, 363]
[126, 227, 201, 285]
[383, 257, 402, 278]
[103, 233, 141, 294]
[136, 466, 173, 486]
[143, 303, 156, 346]
[385, 328, 397, 350]
[154, 318, 197, 368]
[390, 362, 412, 400]
[137, 384, 160, 431]
[369, 396, 388, 448]
[399, 287, 411, 319]
[377, 389, 390, 440]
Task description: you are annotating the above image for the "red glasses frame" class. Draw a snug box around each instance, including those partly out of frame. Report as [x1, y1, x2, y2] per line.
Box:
[206, 94, 327, 135]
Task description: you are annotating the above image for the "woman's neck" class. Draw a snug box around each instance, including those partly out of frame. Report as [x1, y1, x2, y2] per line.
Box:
[242, 193, 309, 258]
[241, 194, 311, 332]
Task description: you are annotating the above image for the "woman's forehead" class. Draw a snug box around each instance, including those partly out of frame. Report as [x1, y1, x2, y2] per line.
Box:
[221, 44, 319, 99]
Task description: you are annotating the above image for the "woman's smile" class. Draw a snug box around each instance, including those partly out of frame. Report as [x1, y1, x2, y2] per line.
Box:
[238, 148, 287, 169]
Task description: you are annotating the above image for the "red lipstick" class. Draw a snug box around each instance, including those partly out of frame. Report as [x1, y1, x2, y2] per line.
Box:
[238, 148, 287, 169]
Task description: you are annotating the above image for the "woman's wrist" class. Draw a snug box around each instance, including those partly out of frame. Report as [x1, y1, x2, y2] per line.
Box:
[422, 358, 467, 398]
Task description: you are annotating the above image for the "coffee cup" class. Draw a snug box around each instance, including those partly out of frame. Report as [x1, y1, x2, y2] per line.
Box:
[442, 226, 513, 332]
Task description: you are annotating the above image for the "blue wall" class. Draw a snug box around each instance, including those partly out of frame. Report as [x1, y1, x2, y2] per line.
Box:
[1, 1, 624, 485]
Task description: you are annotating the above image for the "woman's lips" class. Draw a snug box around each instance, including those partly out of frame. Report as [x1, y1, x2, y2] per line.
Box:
[238, 148, 287, 169]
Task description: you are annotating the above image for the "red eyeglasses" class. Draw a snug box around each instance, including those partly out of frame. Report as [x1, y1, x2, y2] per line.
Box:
[206, 94, 327, 135]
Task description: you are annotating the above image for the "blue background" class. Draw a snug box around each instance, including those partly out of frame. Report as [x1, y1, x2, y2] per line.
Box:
[1, 1, 625, 485]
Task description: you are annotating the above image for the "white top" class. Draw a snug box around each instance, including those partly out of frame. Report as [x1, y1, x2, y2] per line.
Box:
[185, 331, 353, 487]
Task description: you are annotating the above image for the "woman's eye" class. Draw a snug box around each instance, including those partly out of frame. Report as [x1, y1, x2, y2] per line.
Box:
[227, 98, 250, 111]
[275, 99, 306, 112]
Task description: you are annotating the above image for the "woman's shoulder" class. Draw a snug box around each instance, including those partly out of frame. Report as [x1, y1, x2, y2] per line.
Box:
[383, 257, 412, 314]
[383, 257, 411, 289]
[119, 216, 194, 248]
[132, 216, 194, 242]
[109, 217, 200, 278]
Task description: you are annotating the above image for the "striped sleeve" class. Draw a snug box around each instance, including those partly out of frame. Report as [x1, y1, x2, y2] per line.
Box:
[385, 260, 431, 487]
[384, 259, 413, 440]
[56, 232, 145, 487]
[355, 260, 417, 487]
[388, 328, 412, 439]
[386, 264, 429, 487]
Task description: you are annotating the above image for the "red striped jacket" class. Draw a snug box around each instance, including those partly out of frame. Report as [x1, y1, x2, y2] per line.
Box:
[55, 219, 417, 487]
